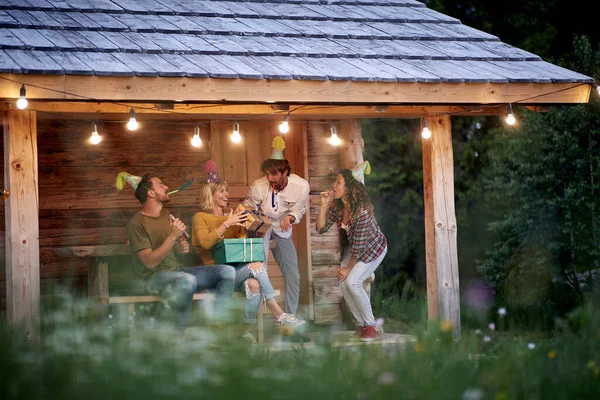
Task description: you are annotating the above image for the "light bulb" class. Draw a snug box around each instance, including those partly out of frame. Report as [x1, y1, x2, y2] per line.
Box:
[126, 108, 138, 131]
[329, 132, 341, 146]
[505, 104, 516, 125]
[421, 119, 431, 139]
[329, 123, 340, 146]
[421, 127, 431, 139]
[191, 126, 202, 147]
[231, 121, 241, 143]
[90, 122, 101, 144]
[279, 114, 290, 133]
[279, 120, 289, 133]
[16, 84, 27, 109]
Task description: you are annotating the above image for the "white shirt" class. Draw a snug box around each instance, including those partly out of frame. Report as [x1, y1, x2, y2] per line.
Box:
[244, 174, 310, 238]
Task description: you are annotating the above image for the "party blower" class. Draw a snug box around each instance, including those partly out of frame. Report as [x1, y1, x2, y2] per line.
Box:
[169, 214, 190, 239]
[167, 177, 195, 195]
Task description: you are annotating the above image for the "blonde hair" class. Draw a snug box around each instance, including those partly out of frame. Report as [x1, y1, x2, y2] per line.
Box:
[198, 181, 229, 213]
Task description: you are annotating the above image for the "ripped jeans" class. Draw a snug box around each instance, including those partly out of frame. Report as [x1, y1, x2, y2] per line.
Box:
[234, 264, 277, 324]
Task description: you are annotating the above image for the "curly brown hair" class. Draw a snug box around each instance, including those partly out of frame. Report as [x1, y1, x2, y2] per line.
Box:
[330, 169, 374, 251]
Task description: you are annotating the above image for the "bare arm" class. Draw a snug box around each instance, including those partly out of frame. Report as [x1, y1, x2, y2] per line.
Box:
[316, 190, 333, 231]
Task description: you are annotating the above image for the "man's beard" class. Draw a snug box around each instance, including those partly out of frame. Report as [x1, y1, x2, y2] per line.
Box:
[158, 195, 171, 205]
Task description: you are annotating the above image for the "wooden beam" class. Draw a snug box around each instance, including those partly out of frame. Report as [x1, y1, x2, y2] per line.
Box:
[2, 102, 527, 119]
[4, 110, 40, 340]
[423, 115, 461, 337]
[0, 74, 591, 105]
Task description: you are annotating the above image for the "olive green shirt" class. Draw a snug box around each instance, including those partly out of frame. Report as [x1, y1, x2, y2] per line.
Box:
[126, 208, 180, 284]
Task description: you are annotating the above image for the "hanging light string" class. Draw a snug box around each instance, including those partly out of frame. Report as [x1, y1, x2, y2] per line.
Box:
[2, 75, 594, 144]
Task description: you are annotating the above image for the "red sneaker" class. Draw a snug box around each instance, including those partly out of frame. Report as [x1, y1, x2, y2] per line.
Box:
[360, 325, 381, 342]
[347, 326, 365, 342]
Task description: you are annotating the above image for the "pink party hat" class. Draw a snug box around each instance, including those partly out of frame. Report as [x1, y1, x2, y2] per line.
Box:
[204, 160, 222, 183]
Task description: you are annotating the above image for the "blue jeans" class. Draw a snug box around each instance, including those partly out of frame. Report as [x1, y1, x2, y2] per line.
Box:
[339, 245, 388, 327]
[234, 264, 277, 324]
[149, 265, 236, 325]
[262, 228, 300, 315]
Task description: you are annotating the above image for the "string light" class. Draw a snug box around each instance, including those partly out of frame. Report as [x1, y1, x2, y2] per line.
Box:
[1, 77, 586, 151]
[505, 104, 516, 125]
[279, 113, 290, 133]
[329, 122, 341, 146]
[421, 118, 431, 139]
[89, 121, 101, 145]
[16, 84, 28, 110]
[126, 108, 139, 131]
[191, 126, 202, 147]
[231, 121, 242, 143]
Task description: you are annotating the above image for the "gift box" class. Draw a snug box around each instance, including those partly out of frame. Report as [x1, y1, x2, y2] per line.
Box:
[213, 238, 265, 264]
[235, 204, 272, 235]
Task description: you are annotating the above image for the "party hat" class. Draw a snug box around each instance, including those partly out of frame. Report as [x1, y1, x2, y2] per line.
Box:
[204, 160, 222, 183]
[270, 136, 285, 160]
[351, 161, 371, 183]
[114, 171, 142, 190]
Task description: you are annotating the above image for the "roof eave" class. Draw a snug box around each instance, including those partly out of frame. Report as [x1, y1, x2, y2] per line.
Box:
[0, 74, 592, 106]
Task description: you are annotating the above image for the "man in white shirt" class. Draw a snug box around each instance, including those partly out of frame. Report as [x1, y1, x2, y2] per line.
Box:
[244, 137, 310, 315]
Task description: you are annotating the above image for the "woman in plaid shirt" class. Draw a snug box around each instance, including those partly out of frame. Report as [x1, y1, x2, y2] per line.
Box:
[316, 163, 388, 342]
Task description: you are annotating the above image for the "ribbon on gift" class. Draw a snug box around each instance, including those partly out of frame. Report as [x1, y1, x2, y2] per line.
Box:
[242, 209, 268, 232]
[243, 237, 254, 262]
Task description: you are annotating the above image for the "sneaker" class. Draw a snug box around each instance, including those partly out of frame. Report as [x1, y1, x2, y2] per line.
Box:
[275, 313, 306, 335]
[241, 331, 258, 344]
[360, 325, 381, 342]
[347, 326, 365, 342]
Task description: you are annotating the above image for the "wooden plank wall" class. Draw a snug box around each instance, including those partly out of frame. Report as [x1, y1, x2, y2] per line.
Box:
[0, 117, 299, 311]
[306, 122, 344, 324]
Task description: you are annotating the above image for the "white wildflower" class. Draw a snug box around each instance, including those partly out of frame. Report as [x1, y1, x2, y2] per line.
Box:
[474, 329, 481, 335]
[488, 322, 495, 331]
[462, 388, 485, 400]
[528, 342, 536, 350]
[483, 335, 491, 343]
[377, 371, 396, 385]
[498, 307, 507, 316]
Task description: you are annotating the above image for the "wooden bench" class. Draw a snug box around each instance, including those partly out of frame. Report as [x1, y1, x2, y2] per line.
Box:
[53, 244, 280, 343]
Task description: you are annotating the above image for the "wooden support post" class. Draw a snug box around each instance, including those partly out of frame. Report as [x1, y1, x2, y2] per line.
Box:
[421, 115, 461, 337]
[4, 110, 40, 340]
[339, 120, 365, 172]
[291, 122, 314, 320]
[88, 257, 110, 318]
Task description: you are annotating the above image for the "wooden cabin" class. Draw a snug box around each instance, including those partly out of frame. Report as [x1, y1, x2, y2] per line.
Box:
[0, 0, 594, 339]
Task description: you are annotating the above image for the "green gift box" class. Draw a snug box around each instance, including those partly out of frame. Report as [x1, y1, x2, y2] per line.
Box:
[213, 238, 265, 264]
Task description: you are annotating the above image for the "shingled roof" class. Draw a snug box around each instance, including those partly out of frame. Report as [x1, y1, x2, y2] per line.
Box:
[0, 0, 594, 104]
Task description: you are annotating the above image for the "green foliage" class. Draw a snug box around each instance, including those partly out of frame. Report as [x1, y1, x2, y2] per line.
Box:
[475, 37, 600, 323]
[2, 295, 600, 399]
[362, 119, 425, 291]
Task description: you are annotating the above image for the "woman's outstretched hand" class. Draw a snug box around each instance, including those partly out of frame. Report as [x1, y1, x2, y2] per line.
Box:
[223, 208, 249, 229]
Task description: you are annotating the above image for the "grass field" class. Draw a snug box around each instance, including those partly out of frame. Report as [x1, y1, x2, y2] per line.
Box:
[1, 291, 599, 400]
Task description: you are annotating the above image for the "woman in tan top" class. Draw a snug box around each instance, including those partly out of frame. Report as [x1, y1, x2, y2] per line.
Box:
[192, 162, 305, 343]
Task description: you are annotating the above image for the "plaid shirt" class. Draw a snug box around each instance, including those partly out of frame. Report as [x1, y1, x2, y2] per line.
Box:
[318, 207, 387, 263]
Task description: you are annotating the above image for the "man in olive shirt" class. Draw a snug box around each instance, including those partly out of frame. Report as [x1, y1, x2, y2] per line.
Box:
[126, 173, 236, 326]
